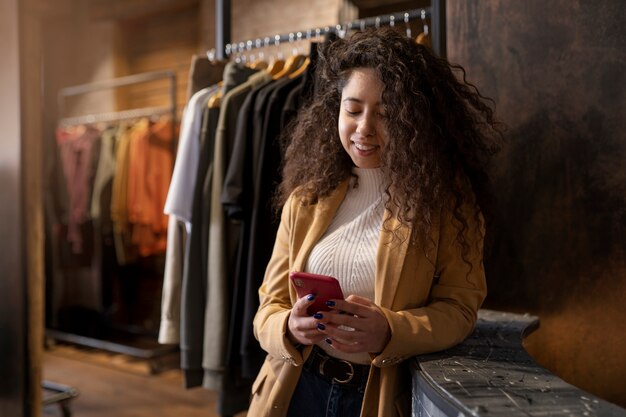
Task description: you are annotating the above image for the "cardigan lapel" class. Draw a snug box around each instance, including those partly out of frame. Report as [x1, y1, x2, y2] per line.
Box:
[375, 212, 412, 308]
[292, 180, 350, 272]
[290, 179, 413, 309]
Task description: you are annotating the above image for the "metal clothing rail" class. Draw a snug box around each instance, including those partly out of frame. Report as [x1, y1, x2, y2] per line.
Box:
[223, 8, 431, 56]
[214, 0, 446, 59]
[58, 106, 173, 127]
[57, 70, 177, 126]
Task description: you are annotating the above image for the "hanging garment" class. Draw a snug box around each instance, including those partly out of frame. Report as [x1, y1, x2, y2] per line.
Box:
[90, 124, 120, 225]
[164, 86, 220, 225]
[54, 124, 103, 313]
[179, 105, 221, 386]
[186, 55, 227, 101]
[159, 85, 219, 350]
[220, 76, 271, 359]
[111, 122, 142, 265]
[204, 69, 270, 391]
[161, 40, 318, 417]
[159, 56, 226, 346]
[56, 124, 102, 255]
[173, 62, 258, 387]
[158, 215, 187, 344]
[244, 75, 304, 377]
[127, 118, 175, 257]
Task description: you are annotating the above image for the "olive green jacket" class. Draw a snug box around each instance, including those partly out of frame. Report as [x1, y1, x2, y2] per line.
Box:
[249, 179, 486, 417]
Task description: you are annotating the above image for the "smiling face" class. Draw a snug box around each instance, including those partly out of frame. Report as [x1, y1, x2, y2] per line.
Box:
[338, 68, 388, 169]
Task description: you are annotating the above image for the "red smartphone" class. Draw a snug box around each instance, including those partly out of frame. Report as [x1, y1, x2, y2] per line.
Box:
[289, 271, 344, 315]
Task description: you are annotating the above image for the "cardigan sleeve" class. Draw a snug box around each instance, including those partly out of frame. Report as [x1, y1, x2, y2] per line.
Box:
[372, 197, 487, 367]
[253, 194, 306, 366]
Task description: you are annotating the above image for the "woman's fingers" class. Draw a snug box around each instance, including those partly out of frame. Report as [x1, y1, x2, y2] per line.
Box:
[314, 295, 390, 353]
[288, 294, 326, 345]
[292, 293, 316, 317]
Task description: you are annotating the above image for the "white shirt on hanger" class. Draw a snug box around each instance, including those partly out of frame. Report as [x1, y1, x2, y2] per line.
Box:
[163, 85, 219, 228]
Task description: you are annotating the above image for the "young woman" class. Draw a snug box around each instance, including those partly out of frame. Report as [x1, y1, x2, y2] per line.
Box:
[248, 27, 501, 417]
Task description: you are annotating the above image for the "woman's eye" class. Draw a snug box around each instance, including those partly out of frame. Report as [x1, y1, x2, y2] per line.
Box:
[345, 109, 361, 116]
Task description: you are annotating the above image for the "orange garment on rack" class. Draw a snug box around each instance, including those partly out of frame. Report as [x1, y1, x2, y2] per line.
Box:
[127, 117, 176, 257]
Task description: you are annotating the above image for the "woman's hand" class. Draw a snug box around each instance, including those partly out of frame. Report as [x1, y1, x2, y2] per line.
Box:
[315, 295, 391, 354]
[287, 294, 327, 346]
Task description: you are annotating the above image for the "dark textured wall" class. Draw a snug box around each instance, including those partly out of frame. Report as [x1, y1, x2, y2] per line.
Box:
[447, 0, 626, 407]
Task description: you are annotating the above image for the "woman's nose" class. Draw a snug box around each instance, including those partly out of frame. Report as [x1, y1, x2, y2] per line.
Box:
[356, 115, 376, 136]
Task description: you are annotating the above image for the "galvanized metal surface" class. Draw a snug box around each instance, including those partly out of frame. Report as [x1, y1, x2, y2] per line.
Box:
[412, 310, 626, 417]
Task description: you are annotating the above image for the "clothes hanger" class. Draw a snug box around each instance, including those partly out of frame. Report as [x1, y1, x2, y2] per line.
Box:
[249, 39, 269, 70]
[288, 29, 314, 79]
[415, 9, 431, 47]
[266, 55, 285, 76]
[272, 53, 305, 80]
[287, 55, 309, 79]
[241, 40, 268, 70]
[251, 59, 268, 70]
[404, 12, 412, 39]
[265, 35, 286, 76]
[208, 86, 223, 108]
[206, 48, 216, 62]
[272, 32, 306, 80]
[207, 44, 227, 108]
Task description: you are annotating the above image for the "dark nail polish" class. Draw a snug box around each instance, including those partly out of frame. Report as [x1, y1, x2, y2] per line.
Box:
[313, 313, 323, 319]
[317, 323, 326, 330]
[307, 294, 315, 301]
[326, 300, 336, 307]
[325, 338, 333, 345]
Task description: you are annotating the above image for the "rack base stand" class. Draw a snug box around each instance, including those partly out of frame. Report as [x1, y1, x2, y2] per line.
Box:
[46, 329, 179, 375]
[42, 380, 80, 417]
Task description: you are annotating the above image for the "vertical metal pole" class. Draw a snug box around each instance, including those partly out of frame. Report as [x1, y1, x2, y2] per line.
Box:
[215, 0, 231, 60]
[169, 72, 177, 146]
[431, 0, 447, 58]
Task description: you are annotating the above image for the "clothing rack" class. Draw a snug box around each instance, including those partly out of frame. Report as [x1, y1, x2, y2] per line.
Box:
[214, 1, 446, 59]
[57, 70, 177, 127]
[49, 69, 179, 365]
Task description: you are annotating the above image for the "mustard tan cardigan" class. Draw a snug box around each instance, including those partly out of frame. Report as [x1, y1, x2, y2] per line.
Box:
[249, 179, 487, 417]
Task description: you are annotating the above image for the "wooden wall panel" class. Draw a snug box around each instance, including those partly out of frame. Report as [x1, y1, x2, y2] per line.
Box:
[447, 0, 626, 407]
[116, 4, 199, 116]
[116, 5, 200, 117]
[89, 0, 199, 21]
[230, 0, 343, 58]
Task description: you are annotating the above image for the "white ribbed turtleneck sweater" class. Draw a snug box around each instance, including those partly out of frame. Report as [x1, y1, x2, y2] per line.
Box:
[306, 167, 386, 364]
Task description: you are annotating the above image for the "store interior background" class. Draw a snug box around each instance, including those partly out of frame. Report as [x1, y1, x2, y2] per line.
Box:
[1, 0, 624, 416]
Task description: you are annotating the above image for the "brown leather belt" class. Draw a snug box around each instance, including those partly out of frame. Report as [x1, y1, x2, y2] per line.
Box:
[305, 347, 370, 385]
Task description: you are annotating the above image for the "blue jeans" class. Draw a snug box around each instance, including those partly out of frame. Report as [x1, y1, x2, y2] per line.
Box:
[286, 354, 367, 417]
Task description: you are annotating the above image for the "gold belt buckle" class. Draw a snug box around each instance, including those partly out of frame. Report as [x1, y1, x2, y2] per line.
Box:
[319, 355, 354, 384]
[333, 359, 354, 384]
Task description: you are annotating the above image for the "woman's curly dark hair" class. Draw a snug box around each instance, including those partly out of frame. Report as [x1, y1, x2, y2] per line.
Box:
[277, 27, 502, 254]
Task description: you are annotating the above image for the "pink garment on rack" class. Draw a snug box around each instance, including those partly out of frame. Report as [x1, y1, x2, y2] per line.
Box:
[56, 124, 102, 254]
